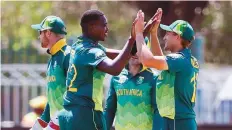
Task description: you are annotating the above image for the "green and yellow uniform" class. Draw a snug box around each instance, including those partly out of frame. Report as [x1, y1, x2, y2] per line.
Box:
[157, 20, 199, 130]
[58, 36, 107, 130]
[31, 16, 70, 128]
[104, 67, 163, 130]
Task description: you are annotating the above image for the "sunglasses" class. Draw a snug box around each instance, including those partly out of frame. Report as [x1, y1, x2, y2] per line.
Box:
[38, 30, 47, 35]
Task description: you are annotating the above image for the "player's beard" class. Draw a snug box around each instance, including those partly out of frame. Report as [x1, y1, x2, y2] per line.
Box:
[41, 36, 49, 48]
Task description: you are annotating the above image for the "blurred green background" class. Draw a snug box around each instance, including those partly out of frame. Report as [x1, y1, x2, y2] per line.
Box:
[1, 1, 232, 129]
[1, 1, 232, 65]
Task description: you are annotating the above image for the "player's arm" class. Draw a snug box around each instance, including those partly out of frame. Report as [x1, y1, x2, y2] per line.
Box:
[103, 77, 117, 130]
[40, 103, 50, 123]
[97, 37, 135, 76]
[135, 10, 168, 70]
[150, 8, 163, 56]
[63, 49, 71, 76]
[30, 103, 50, 130]
[105, 48, 121, 59]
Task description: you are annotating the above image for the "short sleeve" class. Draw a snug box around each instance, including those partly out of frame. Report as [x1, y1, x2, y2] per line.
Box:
[166, 53, 186, 72]
[83, 48, 107, 68]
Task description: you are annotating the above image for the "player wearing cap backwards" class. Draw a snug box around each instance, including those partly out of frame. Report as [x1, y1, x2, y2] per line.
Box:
[30, 16, 70, 130]
[135, 10, 199, 130]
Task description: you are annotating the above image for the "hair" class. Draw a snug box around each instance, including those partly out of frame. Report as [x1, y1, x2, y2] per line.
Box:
[181, 38, 191, 48]
[171, 32, 191, 48]
[55, 34, 65, 39]
[80, 9, 104, 32]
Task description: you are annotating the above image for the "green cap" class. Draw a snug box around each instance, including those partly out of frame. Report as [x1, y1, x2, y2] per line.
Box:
[31, 16, 67, 35]
[160, 20, 195, 42]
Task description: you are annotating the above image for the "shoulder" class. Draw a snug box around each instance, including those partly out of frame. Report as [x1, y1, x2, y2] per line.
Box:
[112, 68, 128, 82]
[64, 45, 71, 54]
[166, 53, 185, 59]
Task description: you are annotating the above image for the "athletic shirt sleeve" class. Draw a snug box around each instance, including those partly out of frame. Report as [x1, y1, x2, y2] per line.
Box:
[82, 48, 107, 68]
[166, 53, 186, 73]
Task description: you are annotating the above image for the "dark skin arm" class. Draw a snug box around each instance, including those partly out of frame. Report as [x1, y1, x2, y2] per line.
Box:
[97, 37, 135, 76]
[96, 19, 138, 76]
[106, 48, 121, 59]
[97, 14, 161, 76]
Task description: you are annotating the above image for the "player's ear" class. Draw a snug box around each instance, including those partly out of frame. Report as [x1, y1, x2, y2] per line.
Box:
[88, 23, 95, 34]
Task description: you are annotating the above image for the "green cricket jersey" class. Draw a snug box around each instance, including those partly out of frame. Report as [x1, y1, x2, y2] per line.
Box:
[104, 66, 162, 130]
[156, 48, 199, 119]
[63, 36, 107, 111]
[42, 39, 70, 120]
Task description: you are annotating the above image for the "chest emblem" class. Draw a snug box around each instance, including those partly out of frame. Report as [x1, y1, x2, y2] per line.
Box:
[136, 76, 144, 85]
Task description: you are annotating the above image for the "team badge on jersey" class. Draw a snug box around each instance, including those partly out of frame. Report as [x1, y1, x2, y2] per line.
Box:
[137, 76, 144, 85]
[95, 51, 105, 60]
[191, 56, 199, 69]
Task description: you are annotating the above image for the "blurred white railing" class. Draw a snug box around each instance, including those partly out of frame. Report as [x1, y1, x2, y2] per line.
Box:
[1, 64, 47, 125]
[1, 64, 232, 125]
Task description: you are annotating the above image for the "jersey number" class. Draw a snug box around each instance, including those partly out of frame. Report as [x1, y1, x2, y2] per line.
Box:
[68, 64, 78, 92]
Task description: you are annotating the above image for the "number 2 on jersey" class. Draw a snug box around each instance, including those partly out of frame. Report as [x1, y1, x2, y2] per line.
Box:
[68, 64, 78, 92]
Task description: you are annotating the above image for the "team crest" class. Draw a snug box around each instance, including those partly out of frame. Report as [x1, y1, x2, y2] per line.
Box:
[95, 51, 104, 59]
[191, 56, 199, 69]
[137, 76, 144, 85]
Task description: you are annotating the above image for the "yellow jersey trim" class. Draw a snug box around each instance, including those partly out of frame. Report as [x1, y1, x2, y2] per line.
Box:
[50, 39, 66, 55]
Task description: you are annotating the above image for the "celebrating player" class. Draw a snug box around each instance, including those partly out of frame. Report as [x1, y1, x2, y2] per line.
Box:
[104, 37, 164, 130]
[57, 9, 138, 130]
[135, 9, 199, 130]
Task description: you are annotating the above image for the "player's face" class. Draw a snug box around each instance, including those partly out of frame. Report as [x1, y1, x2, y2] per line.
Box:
[38, 30, 49, 48]
[92, 15, 108, 41]
[163, 31, 180, 52]
[129, 53, 141, 65]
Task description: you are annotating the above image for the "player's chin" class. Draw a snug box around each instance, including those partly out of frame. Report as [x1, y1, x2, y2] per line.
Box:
[164, 44, 169, 51]
[41, 42, 48, 48]
[101, 36, 107, 41]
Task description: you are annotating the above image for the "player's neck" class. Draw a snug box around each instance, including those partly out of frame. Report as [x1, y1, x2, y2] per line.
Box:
[171, 46, 185, 53]
[82, 33, 98, 44]
[128, 64, 140, 76]
[48, 37, 63, 49]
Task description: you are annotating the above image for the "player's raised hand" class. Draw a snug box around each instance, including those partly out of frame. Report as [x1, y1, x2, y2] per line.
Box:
[150, 8, 163, 33]
[131, 17, 138, 40]
[143, 8, 162, 36]
[135, 10, 145, 35]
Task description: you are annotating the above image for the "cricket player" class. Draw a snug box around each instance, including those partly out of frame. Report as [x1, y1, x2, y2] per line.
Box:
[104, 37, 164, 130]
[57, 9, 138, 130]
[31, 16, 70, 130]
[135, 10, 199, 130]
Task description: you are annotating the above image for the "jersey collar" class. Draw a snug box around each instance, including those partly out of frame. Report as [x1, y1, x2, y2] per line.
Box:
[49, 39, 66, 55]
[179, 48, 191, 57]
[80, 35, 98, 46]
[126, 64, 152, 77]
